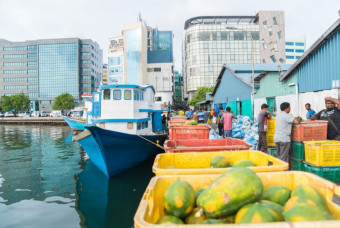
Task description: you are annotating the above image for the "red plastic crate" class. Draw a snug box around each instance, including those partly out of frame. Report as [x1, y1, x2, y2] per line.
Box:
[292, 120, 328, 142]
[167, 119, 187, 127]
[164, 138, 251, 153]
[170, 115, 187, 120]
[168, 125, 210, 140]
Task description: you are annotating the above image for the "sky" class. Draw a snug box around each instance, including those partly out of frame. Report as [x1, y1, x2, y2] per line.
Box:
[0, 0, 339, 71]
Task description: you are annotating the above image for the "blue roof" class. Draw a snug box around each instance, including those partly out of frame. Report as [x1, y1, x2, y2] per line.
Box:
[227, 64, 292, 72]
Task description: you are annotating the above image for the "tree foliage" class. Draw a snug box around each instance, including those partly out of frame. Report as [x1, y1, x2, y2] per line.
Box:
[187, 86, 215, 107]
[0, 92, 30, 116]
[53, 93, 75, 114]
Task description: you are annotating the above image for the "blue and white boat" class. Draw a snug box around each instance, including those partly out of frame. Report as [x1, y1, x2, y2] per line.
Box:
[73, 85, 166, 178]
[62, 94, 93, 131]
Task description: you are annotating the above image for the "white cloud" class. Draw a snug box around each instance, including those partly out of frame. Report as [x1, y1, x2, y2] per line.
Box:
[0, 0, 339, 71]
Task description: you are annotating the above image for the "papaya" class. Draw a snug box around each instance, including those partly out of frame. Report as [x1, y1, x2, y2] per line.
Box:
[259, 200, 284, 221]
[261, 186, 291, 206]
[164, 180, 196, 218]
[184, 208, 207, 224]
[284, 196, 317, 211]
[232, 159, 256, 167]
[157, 215, 184, 224]
[195, 188, 205, 198]
[197, 168, 263, 218]
[210, 156, 230, 168]
[291, 185, 328, 210]
[235, 202, 284, 224]
[198, 219, 224, 224]
[283, 204, 333, 222]
[218, 214, 235, 223]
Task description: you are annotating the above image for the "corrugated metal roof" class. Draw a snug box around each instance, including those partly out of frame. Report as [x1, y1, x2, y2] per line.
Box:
[281, 17, 340, 81]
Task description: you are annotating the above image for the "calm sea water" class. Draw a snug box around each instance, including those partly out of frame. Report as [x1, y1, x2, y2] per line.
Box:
[0, 125, 154, 228]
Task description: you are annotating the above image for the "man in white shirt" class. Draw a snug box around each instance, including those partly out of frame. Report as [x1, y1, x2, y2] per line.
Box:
[274, 102, 302, 162]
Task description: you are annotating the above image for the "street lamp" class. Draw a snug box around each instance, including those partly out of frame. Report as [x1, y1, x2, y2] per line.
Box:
[226, 26, 255, 121]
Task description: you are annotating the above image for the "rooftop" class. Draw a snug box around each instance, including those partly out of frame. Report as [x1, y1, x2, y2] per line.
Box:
[184, 16, 258, 30]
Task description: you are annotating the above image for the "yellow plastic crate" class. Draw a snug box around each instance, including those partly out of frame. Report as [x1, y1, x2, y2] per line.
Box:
[266, 132, 275, 146]
[267, 118, 275, 133]
[152, 150, 288, 175]
[134, 171, 340, 228]
[304, 140, 340, 166]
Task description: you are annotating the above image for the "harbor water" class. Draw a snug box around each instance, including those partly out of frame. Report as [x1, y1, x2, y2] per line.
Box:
[0, 125, 154, 228]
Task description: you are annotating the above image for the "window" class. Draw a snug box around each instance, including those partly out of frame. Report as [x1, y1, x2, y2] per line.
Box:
[28, 77, 37, 82]
[147, 68, 153, 72]
[285, 42, 294, 45]
[127, 122, 133, 129]
[27, 61, 36, 67]
[137, 122, 141, 130]
[262, 21, 267, 27]
[251, 32, 259, 40]
[3, 77, 26, 82]
[103, 89, 110, 100]
[27, 45, 37, 51]
[3, 46, 26, 51]
[234, 32, 245, 40]
[136, 90, 140, 100]
[82, 76, 91, 80]
[3, 62, 26, 66]
[82, 84, 90, 88]
[4, 85, 26, 90]
[113, 90, 121, 100]
[81, 60, 90, 64]
[268, 27, 273, 36]
[3, 54, 26, 59]
[141, 122, 145, 129]
[296, 56, 301, 59]
[273, 17, 278, 25]
[270, 55, 277, 63]
[28, 93, 38, 98]
[296, 49, 304, 53]
[28, 85, 37, 90]
[82, 68, 90, 72]
[279, 58, 284, 63]
[295, 42, 305, 46]
[145, 121, 148, 128]
[81, 52, 90, 56]
[3, 70, 26, 74]
[81, 44, 90, 49]
[124, 90, 131, 100]
[154, 68, 161, 72]
[286, 49, 294, 52]
[277, 31, 282, 39]
[155, 96, 162, 101]
[27, 53, 37, 58]
[286, 55, 294, 59]
[27, 69, 37, 74]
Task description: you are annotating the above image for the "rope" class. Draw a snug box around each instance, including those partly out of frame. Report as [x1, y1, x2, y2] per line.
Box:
[137, 134, 165, 150]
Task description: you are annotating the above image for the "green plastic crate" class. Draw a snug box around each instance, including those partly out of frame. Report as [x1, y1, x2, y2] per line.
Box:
[290, 157, 304, 171]
[267, 146, 277, 157]
[303, 162, 340, 184]
[290, 141, 305, 159]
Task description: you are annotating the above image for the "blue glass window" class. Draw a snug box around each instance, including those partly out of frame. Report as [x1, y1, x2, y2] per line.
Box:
[28, 69, 37, 74]
[28, 85, 37, 90]
[81, 52, 90, 56]
[27, 61, 36, 67]
[3, 62, 26, 66]
[141, 122, 145, 129]
[113, 90, 121, 100]
[133, 90, 137, 100]
[295, 42, 305, 46]
[28, 77, 37, 82]
[285, 49, 294, 52]
[4, 85, 26, 90]
[28, 93, 38, 98]
[81, 60, 90, 64]
[136, 90, 139, 100]
[27, 53, 37, 58]
[296, 56, 301, 59]
[285, 42, 294, 45]
[286, 56, 294, 59]
[3, 46, 26, 51]
[4, 77, 26, 82]
[82, 68, 90, 72]
[82, 84, 90, 88]
[125, 30, 140, 84]
[39, 43, 78, 98]
[27, 45, 37, 51]
[296, 49, 304, 53]
[137, 122, 141, 130]
[3, 70, 26, 74]
[81, 44, 90, 49]
[3, 54, 26, 59]
[145, 121, 148, 128]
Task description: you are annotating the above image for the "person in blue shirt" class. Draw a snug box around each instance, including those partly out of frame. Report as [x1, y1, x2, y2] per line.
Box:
[197, 109, 204, 123]
[305, 103, 316, 120]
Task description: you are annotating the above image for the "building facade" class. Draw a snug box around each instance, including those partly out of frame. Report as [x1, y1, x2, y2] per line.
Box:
[285, 37, 306, 64]
[108, 21, 174, 105]
[183, 11, 286, 99]
[102, 64, 108, 85]
[0, 38, 103, 111]
[173, 71, 183, 102]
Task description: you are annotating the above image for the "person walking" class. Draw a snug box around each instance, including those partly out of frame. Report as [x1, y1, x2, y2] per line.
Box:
[203, 109, 209, 123]
[305, 103, 316, 120]
[217, 107, 224, 136]
[274, 102, 302, 162]
[311, 97, 340, 140]
[221, 107, 237, 138]
[257, 104, 272, 153]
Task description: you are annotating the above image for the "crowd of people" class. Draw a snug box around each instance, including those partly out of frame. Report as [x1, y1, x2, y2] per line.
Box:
[162, 96, 340, 162]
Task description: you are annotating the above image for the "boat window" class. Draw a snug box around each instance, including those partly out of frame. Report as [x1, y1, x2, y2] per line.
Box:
[113, 90, 121, 100]
[136, 90, 140, 101]
[141, 92, 144, 101]
[145, 121, 148, 128]
[124, 90, 131, 100]
[134, 90, 137, 100]
[127, 122, 133, 129]
[141, 122, 145, 129]
[137, 122, 141, 130]
[103, 90, 110, 100]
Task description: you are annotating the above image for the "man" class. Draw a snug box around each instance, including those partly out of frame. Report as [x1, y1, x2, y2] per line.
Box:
[221, 107, 237, 138]
[274, 102, 302, 162]
[203, 109, 209, 123]
[197, 109, 204, 123]
[305, 103, 316, 120]
[311, 97, 340, 140]
[257, 104, 272, 153]
[217, 107, 224, 136]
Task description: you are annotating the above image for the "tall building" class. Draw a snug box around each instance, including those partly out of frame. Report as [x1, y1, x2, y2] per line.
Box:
[0, 38, 103, 111]
[173, 71, 183, 102]
[108, 20, 174, 105]
[183, 11, 286, 99]
[147, 28, 174, 105]
[285, 37, 306, 64]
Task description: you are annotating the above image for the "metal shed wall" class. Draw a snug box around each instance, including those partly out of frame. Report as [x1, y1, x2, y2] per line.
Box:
[296, 29, 340, 93]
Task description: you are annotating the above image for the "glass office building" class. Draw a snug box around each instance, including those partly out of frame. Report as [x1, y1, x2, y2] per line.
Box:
[183, 12, 286, 99]
[285, 37, 306, 64]
[0, 38, 103, 111]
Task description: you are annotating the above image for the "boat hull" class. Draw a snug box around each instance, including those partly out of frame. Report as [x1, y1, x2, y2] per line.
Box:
[77, 126, 167, 178]
[62, 116, 86, 131]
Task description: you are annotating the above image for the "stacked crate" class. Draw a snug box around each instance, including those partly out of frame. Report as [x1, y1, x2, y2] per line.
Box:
[266, 118, 276, 155]
[290, 141, 305, 170]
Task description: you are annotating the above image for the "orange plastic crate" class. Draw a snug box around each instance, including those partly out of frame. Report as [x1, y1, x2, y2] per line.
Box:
[170, 115, 187, 120]
[292, 120, 328, 142]
[164, 138, 251, 153]
[168, 125, 210, 140]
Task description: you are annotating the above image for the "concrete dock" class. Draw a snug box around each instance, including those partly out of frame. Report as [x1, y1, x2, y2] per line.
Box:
[0, 117, 67, 125]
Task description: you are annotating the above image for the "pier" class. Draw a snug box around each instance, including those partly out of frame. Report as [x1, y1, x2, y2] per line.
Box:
[0, 117, 67, 125]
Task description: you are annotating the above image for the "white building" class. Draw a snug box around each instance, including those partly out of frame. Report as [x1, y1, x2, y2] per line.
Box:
[285, 37, 306, 64]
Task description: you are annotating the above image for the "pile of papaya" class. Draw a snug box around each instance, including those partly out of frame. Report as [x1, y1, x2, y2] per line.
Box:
[210, 156, 256, 168]
[156, 168, 334, 225]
